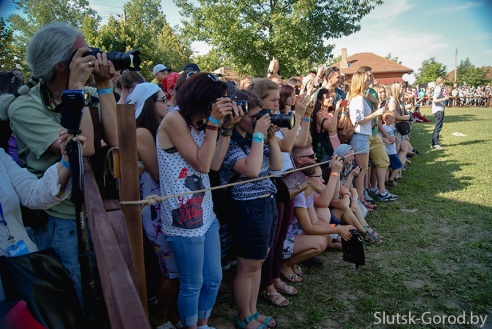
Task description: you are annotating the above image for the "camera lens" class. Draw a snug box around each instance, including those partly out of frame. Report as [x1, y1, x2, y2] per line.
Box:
[270, 112, 295, 129]
[235, 100, 248, 113]
[82, 48, 141, 71]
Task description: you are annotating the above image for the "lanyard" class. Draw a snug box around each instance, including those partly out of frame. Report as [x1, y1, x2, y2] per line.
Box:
[0, 203, 15, 242]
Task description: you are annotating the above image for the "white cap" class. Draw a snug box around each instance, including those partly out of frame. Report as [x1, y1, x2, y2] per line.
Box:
[153, 64, 168, 75]
[126, 83, 161, 118]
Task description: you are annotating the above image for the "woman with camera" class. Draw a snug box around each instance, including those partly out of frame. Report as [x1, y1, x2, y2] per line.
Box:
[248, 79, 311, 308]
[218, 89, 282, 329]
[157, 72, 241, 329]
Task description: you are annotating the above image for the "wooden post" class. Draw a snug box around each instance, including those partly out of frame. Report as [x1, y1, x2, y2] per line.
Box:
[116, 104, 147, 312]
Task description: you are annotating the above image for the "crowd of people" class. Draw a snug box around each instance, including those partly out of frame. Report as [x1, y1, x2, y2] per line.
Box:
[405, 84, 492, 108]
[0, 21, 477, 329]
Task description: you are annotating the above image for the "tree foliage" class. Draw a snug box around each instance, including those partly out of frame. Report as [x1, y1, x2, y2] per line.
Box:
[414, 57, 447, 86]
[456, 58, 487, 87]
[386, 53, 402, 65]
[1, 0, 192, 81]
[173, 0, 383, 78]
[0, 18, 24, 71]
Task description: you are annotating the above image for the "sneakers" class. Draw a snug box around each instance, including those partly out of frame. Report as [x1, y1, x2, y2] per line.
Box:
[385, 180, 397, 188]
[156, 321, 176, 329]
[363, 190, 375, 203]
[431, 144, 444, 149]
[377, 191, 398, 202]
[367, 187, 379, 195]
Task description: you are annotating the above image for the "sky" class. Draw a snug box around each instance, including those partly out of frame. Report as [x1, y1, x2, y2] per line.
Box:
[1, 0, 491, 83]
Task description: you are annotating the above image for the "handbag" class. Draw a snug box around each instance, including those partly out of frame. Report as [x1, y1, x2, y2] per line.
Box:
[273, 170, 308, 203]
[341, 231, 365, 269]
[0, 248, 84, 329]
[395, 121, 411, 135]
[312, 118, 334, 160]
[337, 105, 356, 144]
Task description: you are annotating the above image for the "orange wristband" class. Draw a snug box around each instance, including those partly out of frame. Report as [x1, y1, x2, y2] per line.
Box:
[330, 172, 340, 177]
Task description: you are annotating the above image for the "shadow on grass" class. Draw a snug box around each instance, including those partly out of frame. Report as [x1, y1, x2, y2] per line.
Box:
[209, 109, 492, 329]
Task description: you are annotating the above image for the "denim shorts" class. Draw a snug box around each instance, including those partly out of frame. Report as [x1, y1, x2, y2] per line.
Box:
[350, 133, 370, 154]
[233, 195, 278, 259]
[388, 153, 403, 170]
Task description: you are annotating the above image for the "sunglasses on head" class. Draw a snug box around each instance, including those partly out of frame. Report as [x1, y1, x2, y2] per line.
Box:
[207, 74, 219, 82]
[298, 153, 316, 159]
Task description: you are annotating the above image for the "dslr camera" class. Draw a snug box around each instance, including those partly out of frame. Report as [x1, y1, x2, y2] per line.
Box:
[227, 96, 249, 115]
[60, 90, 90, 133]
[82, 47, 141, 71]
[255, 109, 295, 129]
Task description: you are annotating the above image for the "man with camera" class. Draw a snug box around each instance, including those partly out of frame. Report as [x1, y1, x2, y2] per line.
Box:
[7, 22, 119, 302]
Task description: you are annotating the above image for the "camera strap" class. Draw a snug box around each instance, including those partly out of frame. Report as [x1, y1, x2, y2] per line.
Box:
[40, 82, 63, 113]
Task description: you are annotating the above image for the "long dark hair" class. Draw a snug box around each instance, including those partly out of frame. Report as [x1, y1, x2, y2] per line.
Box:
[176, 73, 228, 122]
[136, 92, 160, 140]
[279, 84, 294, 113]
[310, 88, 329, 136]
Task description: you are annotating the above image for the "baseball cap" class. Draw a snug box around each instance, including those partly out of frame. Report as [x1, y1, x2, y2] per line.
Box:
[126, 82, 161, 118]
[333, 144, 353, 157]
[153, 64, 169, 75]
[183, 63, 200, 72]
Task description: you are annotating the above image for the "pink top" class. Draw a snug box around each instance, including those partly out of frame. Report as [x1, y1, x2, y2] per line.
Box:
[318, 111, 341, 150]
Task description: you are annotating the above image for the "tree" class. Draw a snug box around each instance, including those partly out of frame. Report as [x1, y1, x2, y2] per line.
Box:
[414, 57, 447, 86]
[91, 0, 192, 81]
[456, 58, 487, 87]
[7, 0, 100, 48]
[386, 53, 402, 65]
[173, 0, 383, 78]
[0, 18, 24, 71]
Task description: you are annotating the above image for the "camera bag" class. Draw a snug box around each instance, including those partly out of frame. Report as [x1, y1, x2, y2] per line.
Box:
[272, 170, 308, 203]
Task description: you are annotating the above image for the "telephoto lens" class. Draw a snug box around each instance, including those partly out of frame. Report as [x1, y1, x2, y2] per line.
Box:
[83, 47, 141, 71]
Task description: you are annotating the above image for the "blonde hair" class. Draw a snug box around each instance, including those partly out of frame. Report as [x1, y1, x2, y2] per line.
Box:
[348, 72, 367, 101]
[435, 76, 446, 86]
[247, 78, 279, 100]
[389, 82, 403, 100]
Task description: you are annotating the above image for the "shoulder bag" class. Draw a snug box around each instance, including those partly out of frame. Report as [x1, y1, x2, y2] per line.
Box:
[273, 170, 308, 203]
[337, 103, 356, 144]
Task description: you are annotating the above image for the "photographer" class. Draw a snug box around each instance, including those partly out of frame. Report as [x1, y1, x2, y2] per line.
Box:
[7, 21, 118, 302]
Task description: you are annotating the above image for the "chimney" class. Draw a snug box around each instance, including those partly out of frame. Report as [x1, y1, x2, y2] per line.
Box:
[340, 48, 348, 69]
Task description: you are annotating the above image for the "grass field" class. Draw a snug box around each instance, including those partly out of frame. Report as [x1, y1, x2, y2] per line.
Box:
[210, 106, 492, 329]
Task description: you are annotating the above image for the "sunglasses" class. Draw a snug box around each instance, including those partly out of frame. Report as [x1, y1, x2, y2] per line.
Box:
[298, 153, 316, 159]
[207, 74, 219, 82]
[156, 94, 167, 103]
[186, 70, 198, 79]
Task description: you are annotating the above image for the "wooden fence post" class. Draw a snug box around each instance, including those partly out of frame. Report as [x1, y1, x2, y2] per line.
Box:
[116, 104, 147, 312]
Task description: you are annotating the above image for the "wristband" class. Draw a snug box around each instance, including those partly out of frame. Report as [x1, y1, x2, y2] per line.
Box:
[341, 111, 346, 114]
[330, 172, 340, 177]
[97, 88, 113, 95]
[301, 117, 310, 122]
[252, 137, 263, 143]
[205, 124, 218, 131]
[220, 126, 233, 137]
[60, 158, 70, 170]
[208, 116, 221, 125]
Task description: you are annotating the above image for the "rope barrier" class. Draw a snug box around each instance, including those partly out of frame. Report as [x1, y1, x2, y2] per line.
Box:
[119, 143, 383, 207]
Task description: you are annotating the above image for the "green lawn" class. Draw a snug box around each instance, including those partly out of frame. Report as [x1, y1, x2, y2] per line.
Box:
[211, 106, 492, 329]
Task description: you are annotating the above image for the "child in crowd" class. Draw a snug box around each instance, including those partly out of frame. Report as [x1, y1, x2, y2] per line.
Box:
[379, 112, 403, 187]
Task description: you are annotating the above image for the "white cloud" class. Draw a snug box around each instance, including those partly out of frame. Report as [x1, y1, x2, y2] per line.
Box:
[430, 1, 483, 14]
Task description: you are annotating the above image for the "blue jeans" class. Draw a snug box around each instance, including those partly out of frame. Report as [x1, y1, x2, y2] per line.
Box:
[165, 219, 222, 326]
[28, 216, 82, 304]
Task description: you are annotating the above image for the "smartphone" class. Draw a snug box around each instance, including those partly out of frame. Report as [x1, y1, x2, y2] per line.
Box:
[379, 99, 387, 108]
[340, 99, 349, 107]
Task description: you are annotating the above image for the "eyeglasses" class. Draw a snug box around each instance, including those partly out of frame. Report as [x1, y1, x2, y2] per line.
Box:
[207, 74, 219, 82]
[309, 175, 322, 178]
[156, 94, 167, 103]
[298, 153, 316, 159]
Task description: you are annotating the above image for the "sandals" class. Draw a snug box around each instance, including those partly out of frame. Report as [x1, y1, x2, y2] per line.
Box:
[292, 264, 303, 276]
[273, 281, 298, 296]
[234, 314, 267, 329]
[364, 226, 384, 244]
[280, 272, 302, 283]
[260, 290, 289, 307]
[361, 200, 376, 211]
[253, 311, 277, 328]
[359, 232, 373, 246]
